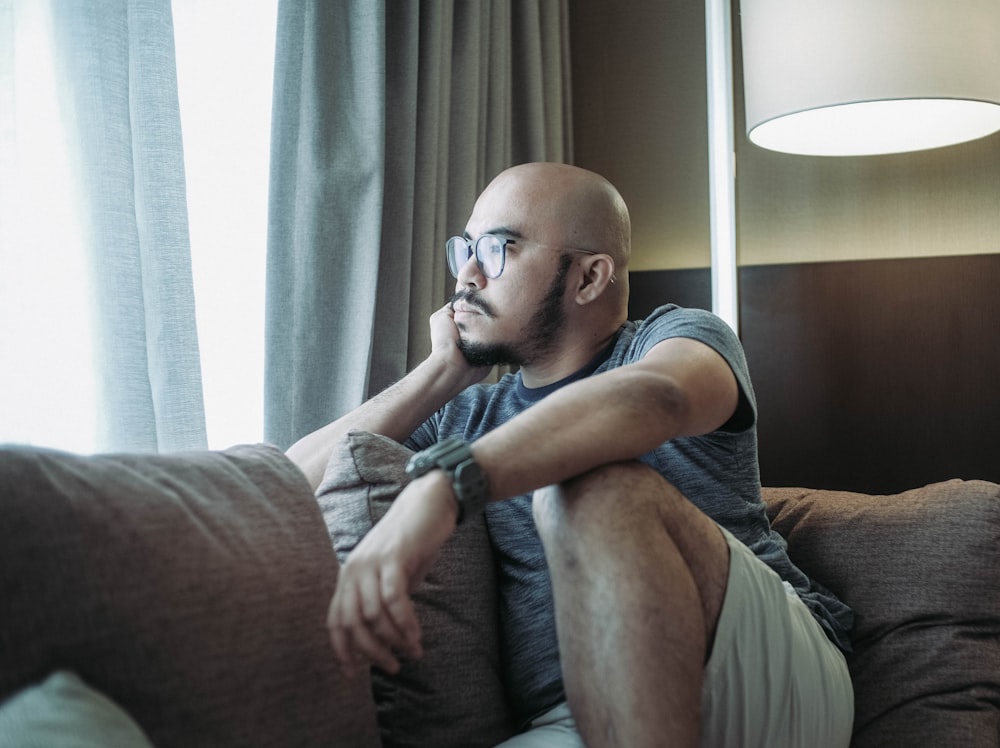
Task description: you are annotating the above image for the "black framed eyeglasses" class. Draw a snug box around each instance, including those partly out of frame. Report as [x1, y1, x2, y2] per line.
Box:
[446, 234, 598, 280]
[446, 234, 513, 279]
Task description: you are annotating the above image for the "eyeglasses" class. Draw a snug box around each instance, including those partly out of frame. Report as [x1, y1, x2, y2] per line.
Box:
[445, 234, 597, 280]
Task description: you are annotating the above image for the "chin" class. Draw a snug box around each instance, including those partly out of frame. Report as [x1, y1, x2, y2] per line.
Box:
[458, 338, 519, 369]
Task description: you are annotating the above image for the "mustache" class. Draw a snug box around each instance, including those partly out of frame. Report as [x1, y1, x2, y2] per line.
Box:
[450, 290, 495, 318]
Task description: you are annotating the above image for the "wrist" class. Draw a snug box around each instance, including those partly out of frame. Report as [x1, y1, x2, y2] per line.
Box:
[413, 470, 461, 524]
[422, 348, 486, 395]
[405, 438, 490, 524]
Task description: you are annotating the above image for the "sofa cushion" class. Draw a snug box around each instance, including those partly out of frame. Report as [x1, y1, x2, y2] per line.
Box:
[317, 430, 517, 748]
[0, 444, 379, 748]
[0, 671, 155, 748]
[763, 479, 1000, 748]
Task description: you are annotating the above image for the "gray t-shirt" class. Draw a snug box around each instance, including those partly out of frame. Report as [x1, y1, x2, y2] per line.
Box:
[406, 304, 853, 725]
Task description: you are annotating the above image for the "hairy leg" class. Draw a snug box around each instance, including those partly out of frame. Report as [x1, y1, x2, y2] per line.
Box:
[533, 461, 730, 748]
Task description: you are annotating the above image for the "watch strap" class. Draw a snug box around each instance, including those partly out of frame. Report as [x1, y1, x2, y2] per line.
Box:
[405, 437, 489, 523]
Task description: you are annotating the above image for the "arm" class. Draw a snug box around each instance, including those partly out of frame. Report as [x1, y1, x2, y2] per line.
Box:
[473, 335, 739, 502]
[286, 303, 490, 490]
[327, 334, 740, 674]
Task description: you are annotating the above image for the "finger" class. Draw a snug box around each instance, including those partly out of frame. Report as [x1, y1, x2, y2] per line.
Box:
[358, 569, 382, 626]
[330, 583, 402, 675]
[358, 567, 410, 652]
[328, 570, 389, 671]
[380, 563, 423, 658]
[327, 583, 360, 675]
[350, 616, 402, 674]
[345, 562, 408, 673]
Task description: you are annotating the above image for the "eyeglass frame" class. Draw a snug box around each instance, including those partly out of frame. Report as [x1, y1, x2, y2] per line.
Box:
[445, 233, 599, 280]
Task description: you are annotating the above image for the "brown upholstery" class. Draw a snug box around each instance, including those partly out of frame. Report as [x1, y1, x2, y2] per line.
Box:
[316, 430, 517, 748]
[764, 480, 1000, 748]
[3, 438, 995, 747]
[0, 444, 379, 747]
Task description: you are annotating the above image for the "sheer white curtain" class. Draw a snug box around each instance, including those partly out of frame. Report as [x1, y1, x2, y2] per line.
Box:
[0, 0, 101, 452]
[0, 0, 275, 452]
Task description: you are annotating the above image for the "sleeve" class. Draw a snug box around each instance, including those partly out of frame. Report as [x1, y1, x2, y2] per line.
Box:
[403, 414, 439, 453]
[632, 305, 757, 433]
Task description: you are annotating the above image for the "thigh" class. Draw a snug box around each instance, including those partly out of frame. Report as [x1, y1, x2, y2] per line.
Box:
[494, 703, 583, 748]
[701, 527, 854, 748]
[536, 461, 731, 650]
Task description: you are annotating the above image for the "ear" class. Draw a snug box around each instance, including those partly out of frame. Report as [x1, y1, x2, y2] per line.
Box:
[574, 254, 617, 305]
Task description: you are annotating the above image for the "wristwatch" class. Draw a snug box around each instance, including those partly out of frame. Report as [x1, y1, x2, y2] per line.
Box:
[405, 437, 490, 524]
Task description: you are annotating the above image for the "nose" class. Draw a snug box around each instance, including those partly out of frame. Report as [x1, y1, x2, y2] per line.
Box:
[456, 249, 485, 289]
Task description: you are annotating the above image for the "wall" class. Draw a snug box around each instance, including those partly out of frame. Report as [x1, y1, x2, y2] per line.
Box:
[570, 0, 1000, 492]
[568, 1, 710, 272]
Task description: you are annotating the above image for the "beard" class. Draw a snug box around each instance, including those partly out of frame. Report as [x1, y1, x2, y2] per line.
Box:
[454, 254, 572, 368]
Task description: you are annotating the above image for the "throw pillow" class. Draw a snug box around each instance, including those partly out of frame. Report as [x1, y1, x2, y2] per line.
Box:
[317, 430, 517, 748]
[764, 479, 1000, 748]
[0, 671, 155, 748]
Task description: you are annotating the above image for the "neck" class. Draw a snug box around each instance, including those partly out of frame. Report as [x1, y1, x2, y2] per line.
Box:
[519, 325, 620, 389]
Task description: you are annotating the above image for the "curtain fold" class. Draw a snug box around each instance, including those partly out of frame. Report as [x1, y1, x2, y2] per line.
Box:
[50, 0, 206, 452]
[265, 0, 573, 449]
[265, 0, 387, 451]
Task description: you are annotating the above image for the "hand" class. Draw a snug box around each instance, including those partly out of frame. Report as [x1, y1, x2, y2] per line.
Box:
[327, 471, 459, 676]
[428, 302, 491, 386]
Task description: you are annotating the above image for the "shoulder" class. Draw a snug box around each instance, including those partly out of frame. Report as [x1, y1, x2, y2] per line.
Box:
[612, 304, 757, 430]
[609, 304, 742, 365]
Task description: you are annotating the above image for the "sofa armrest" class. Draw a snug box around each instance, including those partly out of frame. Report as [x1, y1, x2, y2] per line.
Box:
[763, 479, 1000, 748]
[0, 444, 380, 747]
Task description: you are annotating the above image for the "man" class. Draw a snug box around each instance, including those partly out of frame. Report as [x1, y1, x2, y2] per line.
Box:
[288, 162, 854, 747]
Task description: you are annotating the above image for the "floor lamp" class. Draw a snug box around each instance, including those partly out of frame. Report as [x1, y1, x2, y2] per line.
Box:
[705, 0, 1000, 329]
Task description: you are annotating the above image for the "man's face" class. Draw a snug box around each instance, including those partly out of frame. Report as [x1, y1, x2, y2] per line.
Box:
[452, 252, 572, 368]
[450, 174, 577, 368]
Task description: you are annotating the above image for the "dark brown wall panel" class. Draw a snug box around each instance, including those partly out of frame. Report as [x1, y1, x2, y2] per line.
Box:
[629, 254, 1000, 493]
[627, 267, 712, 319]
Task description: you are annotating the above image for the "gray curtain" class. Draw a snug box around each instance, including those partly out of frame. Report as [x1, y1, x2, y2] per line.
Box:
[265, 0, 573, 449]
[51, 0, 207, 452]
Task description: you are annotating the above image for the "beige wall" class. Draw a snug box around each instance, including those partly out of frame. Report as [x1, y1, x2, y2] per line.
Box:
[571, 0, 1000, 271]
[570, 1, 710, 272]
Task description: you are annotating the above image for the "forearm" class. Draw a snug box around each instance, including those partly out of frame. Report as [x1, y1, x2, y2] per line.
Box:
[472, 337, 739, 504]
[287, 353, 481, 489]
[472, 366, 687, 502]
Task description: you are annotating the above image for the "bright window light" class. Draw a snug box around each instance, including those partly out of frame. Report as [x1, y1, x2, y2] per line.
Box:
[172, 0, 277, 448]
[1, 1, 277, 452]
[0, 1, 100, 452]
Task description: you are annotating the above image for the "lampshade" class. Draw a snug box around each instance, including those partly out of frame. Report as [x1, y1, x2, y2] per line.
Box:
[740, 0, 1000, 156]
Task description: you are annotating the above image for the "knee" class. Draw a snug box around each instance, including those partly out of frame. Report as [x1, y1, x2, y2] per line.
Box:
[532, 461, 677, 545]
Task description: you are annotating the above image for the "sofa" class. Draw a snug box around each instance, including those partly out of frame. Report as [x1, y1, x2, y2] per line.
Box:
[1, 432, 997, 747]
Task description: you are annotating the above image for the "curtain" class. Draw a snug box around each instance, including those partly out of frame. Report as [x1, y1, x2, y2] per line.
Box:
[265, 0, 573, 449]
[0, 0, 206, 452]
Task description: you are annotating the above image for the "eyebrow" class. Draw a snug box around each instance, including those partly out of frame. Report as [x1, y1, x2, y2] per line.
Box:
[463, 226, 525, 241]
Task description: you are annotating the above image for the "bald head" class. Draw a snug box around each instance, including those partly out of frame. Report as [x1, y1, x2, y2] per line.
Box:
[476, 163, 631, 271]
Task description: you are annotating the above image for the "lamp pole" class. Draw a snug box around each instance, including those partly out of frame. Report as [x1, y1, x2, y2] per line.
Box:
[706, 0, 739, 333]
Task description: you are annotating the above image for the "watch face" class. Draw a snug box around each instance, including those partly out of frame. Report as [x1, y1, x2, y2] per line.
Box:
[453, 459, 487, 504]
[453, 460, 476, 490]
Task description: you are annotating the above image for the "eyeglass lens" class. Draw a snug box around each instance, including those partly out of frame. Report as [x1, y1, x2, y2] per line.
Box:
[446, 235, 506, 279]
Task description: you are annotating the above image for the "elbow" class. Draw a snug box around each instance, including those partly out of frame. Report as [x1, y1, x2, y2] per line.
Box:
[626, 371, 693, 440]
[655, 376, 694, 432]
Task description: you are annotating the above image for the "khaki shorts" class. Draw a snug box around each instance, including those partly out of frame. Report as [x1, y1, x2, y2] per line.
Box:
[498, 526, 854, 748]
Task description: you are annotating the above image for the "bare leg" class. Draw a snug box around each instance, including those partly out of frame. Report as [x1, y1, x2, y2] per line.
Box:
[533, 461, 730, 748]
